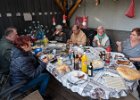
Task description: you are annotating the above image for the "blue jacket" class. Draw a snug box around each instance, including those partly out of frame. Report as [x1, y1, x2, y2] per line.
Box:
[10, 47, 46, 85]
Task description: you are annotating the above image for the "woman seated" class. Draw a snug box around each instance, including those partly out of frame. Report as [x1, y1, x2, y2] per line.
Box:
[116, 28, 140, 69]
[92, 26, 111, 50]
[10, 35, 50, 97]
[116, 28, 140, 98]
[52, 25, 66, 43]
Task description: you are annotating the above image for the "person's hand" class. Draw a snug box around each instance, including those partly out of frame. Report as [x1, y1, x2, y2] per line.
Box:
[116, 41, 122, 47]
[55, 31, 59, 35]
[97, 40, 101, 47]
[67, 39, 72, 44]
[42, 57, 49, 63]
[36, 52, 43, 58]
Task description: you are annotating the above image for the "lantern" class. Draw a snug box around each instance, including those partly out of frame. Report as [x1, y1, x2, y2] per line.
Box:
[82, 16, 87, 26]
[62, 14, 67, 23]
[52, 16, 56, 26]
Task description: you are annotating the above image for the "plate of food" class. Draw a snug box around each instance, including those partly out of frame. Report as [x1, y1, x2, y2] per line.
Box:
[56, 64, 71, 74]
[67, 71, 88, 84]
[92, 60, 105, 70]
[39, 54, 54, 61]
[115, 59, 132, 66]
[39, 54, 48, 62]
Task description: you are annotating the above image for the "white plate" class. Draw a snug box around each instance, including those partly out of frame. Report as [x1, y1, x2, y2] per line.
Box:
[47, 43, 56, 47]
[67, 71, 88, 84]
[49, 41, 57, 43]
[39, 54, 48, 61]
[72, 46, 84, 54]
[94, 47, 106, 52]
[111, 52, 125, 60]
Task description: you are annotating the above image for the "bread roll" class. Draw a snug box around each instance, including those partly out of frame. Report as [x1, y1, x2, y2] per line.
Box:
[116, 66, 140, 81]
[56, 64, 70, 74]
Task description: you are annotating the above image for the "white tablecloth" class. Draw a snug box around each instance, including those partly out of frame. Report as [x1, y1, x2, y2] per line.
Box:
[46, 46, 138, 99]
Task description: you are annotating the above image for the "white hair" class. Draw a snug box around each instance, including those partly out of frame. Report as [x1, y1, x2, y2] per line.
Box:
[97, 26, 105, 32]
[55, 25, 62, 29]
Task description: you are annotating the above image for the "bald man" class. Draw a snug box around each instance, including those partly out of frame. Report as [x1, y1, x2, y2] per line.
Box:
[68, 25, 87, 46]
[0, 27, 18, 74]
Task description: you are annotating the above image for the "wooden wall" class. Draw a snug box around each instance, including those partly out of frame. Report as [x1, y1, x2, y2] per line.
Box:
[0, 0, 62, 38]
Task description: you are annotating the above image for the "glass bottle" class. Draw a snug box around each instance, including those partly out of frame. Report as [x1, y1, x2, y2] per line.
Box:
[81, 52, 88, 73]
[87, 62, 93, 77]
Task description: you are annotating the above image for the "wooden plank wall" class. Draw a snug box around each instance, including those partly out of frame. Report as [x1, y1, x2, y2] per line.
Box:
[0, 0, 62, 38]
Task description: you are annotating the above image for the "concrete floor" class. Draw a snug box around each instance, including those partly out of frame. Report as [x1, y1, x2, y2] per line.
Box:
[21, 75, 140, 100]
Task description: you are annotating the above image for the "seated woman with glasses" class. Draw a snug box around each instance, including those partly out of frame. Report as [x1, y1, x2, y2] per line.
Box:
[116, 28, 140, 99]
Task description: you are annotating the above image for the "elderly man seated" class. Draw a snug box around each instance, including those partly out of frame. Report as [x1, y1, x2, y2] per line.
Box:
[67, 25, 87, 46]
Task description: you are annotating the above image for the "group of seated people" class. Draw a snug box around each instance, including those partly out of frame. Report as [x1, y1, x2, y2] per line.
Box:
[52, 24, 110, 50]
[0, 25, 140, 99]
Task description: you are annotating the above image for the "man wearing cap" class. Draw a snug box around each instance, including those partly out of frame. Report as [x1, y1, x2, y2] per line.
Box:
[0, 27, 18, 74]
[52, 25, 67, 43]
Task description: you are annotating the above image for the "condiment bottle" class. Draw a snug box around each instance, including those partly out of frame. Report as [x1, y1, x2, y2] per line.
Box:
[43, 35, 48, 47]
[87, 62, 93, 77]
[81, 52, 88, 73]
[105, 47, 111, 65]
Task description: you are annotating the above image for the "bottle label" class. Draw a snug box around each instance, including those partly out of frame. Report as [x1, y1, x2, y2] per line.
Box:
[88, 70, 91, 76]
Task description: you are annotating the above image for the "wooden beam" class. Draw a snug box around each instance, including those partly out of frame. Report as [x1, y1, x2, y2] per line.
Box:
[54, 0, 65, 14]
[68, 0, 82, 19]
[63, 0, 67, 13]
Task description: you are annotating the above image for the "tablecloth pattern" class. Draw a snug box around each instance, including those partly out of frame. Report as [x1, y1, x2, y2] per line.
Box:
[46, 47, 138, 99]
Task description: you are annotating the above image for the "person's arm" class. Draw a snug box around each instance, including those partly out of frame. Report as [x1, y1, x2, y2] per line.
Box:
[129, 57, 140, 62]
[116, 41, 122, 52]
[4, 48, 12, 63]
[92, 38, 97, 47]
[16, 57, 46, 78]
[104, 39, 110, 49]
[67, 34, 73, 44]
[62, 32, 67, 43]
[80, 33, 87, 46]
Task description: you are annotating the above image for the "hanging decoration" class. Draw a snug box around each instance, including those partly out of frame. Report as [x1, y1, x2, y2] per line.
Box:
[95, 0, 100, 6]
[82, 16, 88, 28]
[81, 0, 88, 29]
[125, 0, 135, 18]
[52, 16, 56, 26]
[62, 14, 67, 23]
[75, 16, 83, 27]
